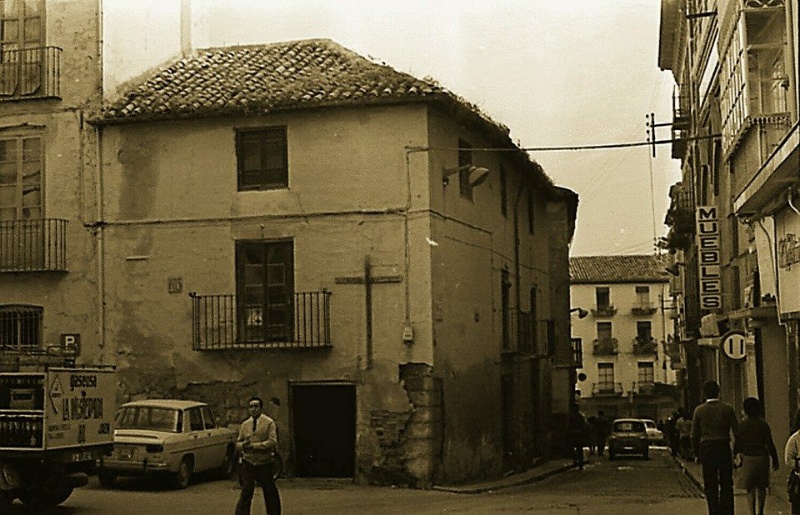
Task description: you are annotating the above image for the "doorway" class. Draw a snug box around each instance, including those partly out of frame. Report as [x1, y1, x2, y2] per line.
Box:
[292, 383, 356, 478]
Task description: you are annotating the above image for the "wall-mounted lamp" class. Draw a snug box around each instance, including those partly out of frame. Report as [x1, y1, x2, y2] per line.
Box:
[570, 307, 589, 319]
[442, 165, 490, 187]
[664, 262, 686, 276]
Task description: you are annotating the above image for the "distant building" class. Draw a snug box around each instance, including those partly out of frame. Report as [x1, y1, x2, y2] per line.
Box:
[90, 38, 579, 486]
[570, 255, 678, 422]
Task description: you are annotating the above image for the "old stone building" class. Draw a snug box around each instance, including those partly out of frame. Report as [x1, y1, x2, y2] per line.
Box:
[89, 39, 579, 486]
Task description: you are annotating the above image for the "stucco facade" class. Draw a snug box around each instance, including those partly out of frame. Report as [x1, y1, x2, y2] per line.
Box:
[570, 256, 678, 423]
[1, 1, 104, 365]
[90, 39, 578, 486]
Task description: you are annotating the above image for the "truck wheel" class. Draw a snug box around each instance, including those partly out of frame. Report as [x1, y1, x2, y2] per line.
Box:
[98, 471, 117, 487]
[19, 485, 73, 510]
[174, 458, 192, 489]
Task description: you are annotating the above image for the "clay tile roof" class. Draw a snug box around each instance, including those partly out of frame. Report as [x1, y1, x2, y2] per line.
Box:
[98, 38, 506, 133]
[569, 255, 670, 284]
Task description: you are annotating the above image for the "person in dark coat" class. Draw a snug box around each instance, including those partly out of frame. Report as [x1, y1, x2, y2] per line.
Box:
[666, 410, 681, 457]
[734, 397, 779, 515]
[568, 403, 589, 470]
[692, 380, 738, 515]
[594, 411, 610, 457]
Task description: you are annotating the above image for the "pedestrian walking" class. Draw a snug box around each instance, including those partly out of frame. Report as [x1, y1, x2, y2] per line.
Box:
[595, 410, 610, 457]
[785, 425, 800, 514]
[692, 380, 738, 515]
[666, 410, 681, 457]
[568, 402, 589, 470]
[677, 412, 694, 460]
[235, 396, 282, 515]
[733, 397, 779, 515]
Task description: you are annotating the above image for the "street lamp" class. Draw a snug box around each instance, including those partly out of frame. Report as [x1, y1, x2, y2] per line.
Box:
[570, 307, 589, 319]
[442, 165, 490, 187]
[664, 262, 686, 276]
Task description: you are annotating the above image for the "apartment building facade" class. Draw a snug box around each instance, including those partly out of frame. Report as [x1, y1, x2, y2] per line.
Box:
[570, 255, 678, 422]
[1, 1, 104, 366]
[658, 0, 798, 474]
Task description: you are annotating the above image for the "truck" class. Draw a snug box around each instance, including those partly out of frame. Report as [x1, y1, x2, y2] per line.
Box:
[0, 362, 116, 509]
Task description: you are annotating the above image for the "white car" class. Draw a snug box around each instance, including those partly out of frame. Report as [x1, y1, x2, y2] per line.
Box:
[98, 399, 238, 489]
[642, 419, 665, 445]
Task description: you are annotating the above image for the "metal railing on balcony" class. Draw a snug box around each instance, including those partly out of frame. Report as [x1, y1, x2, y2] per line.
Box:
[592, 382, 622, 396]
[593, 337, 618, 355]
[591, 305, 617, 317]
[0, 219, 67, 272]
[191, 291, 332, 350]
[632, 337, 658, 355]
[631, 303, 658, 316]
[0, 46, 62, 100]
[631, 381, 656, 396]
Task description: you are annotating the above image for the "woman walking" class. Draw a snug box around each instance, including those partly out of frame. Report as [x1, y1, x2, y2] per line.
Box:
[734, 397, 779, 515]
[785, 422, 800, 514]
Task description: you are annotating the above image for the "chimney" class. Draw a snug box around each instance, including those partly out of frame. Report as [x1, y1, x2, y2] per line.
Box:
[180, 0, 192, 56]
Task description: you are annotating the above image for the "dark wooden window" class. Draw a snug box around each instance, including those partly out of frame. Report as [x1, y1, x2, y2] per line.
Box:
[458, 138, 473, 200]
[236, 127, 288, 191]
[637, 362, 654, 383]
[236, 240, 294, 343]
[527, 184, 534, 234]
[595, 286, 611, 310]
[0, 0, 44, 97]
[597, 362, 615, 385]
[0, 134, 42, 220]
[597, 322, 612, 340]
[499, 164, 507, 217]
[636, 321, 652, 340]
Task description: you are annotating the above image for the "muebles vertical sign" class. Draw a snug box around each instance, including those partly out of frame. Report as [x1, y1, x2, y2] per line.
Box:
[697, 206, 722, 309]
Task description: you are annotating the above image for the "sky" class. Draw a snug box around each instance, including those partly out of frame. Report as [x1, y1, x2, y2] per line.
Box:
[106, 0, 681, 257]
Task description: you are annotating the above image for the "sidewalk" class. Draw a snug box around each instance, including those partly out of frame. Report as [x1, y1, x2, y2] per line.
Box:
[432, 458, 575, 494]
[674, 454, 792, 513]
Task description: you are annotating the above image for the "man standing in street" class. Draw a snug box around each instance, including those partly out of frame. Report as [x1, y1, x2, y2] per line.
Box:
[235, 396, 282, 515]
[692, 380, 738, 515]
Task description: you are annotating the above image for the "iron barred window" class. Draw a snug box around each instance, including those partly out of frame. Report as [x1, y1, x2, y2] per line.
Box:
[0, 305, 42, 351]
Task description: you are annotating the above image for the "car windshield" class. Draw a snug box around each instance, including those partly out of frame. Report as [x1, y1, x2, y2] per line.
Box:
[643, 420, 656, 429]
[614, 421, 645, 433]
[116, 406, 180, 432]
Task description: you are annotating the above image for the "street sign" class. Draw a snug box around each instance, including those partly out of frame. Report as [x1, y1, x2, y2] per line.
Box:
[720, 331, 746, 360]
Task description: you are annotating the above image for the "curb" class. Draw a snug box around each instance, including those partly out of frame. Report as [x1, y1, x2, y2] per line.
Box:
[432, 462, 575, 494]
[673, 456, 704, 491]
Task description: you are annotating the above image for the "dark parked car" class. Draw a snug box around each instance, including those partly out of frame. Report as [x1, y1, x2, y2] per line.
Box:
[608, 418, 649, 460]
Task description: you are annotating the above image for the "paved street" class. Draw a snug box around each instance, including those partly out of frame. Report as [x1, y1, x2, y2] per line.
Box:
[9, 447, 788, 514]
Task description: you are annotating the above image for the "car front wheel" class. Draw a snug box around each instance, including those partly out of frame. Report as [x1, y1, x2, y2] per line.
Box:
[98, 471, 116, 488]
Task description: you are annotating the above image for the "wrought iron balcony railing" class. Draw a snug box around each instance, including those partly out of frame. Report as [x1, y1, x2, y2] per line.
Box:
[631, 381, 656, 396]
[0, 219, 67, 272]
[0, 46, 62, 101]
[632, 337, 658, 355]
[591, 305, 617, 317]
[191, 291, 332, 350]
[631, 303, 658, 316]
[592, 382, 623, 396]
[593, 337, 618, 355]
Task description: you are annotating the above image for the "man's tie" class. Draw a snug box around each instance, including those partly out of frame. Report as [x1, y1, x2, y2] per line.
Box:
[253, 418, 257, 433]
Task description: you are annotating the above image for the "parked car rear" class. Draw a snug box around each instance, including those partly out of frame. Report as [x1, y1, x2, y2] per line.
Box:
[97, 399, 237, 489]
[608, 418, 649, 460]
[642, 419, 665, 445]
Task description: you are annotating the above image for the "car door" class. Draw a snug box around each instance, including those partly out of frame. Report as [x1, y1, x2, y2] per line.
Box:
[200, 405, 226, 469]
[186, 407, 210, 471]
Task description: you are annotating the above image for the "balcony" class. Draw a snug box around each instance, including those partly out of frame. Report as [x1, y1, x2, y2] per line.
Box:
[191, 291, 332, 350]
[592, 382, 623, 396]
[591, 305, 617, 317]
[631, 381, 656, 396]
[632, 336, 658, 355]
[0, 219, 68, 272]
[593, 337, 618, 356]
[631, 303, 658, 316]
[0, 46, 62, 101]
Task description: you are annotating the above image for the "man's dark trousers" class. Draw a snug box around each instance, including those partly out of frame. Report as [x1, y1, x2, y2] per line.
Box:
[699, 440, 734, 515]
[235, 460, 281, 515]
